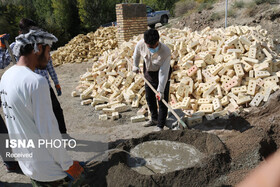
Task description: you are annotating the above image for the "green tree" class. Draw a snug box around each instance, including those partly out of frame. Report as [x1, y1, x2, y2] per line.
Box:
[0, 1, 22, 42]
[143, 0, 178, 15]
[51, 0, 80, 47]
[33, 0, 53, 26]
[0, 0, 180, 48]
[77, 0, 121, 31]
[19, 0, 36, 19]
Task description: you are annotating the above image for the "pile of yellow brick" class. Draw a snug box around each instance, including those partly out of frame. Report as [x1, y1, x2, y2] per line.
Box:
[52, 26, 117, 66]
[72, 25, 280, 126]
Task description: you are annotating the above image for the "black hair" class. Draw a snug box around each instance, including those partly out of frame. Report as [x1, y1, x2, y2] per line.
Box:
[38, 45, 47, 59]
[19, 44, 47, 57]
[19, 18, 37, 34]
[144, 29, 160, 46]
[19, 44, 34, 56]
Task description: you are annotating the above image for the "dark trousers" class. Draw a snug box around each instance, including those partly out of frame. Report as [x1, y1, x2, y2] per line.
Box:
[145, 81, 170, 128]
[50, 87, 67, 134]
[0, 115, 18, 168]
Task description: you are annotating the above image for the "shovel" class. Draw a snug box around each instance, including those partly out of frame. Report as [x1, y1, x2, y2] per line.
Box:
[125, 57, 188, 129]
[4, 40, 16, 64]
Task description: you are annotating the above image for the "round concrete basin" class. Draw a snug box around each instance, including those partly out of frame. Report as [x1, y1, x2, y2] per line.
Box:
[128, 140, 205, 175]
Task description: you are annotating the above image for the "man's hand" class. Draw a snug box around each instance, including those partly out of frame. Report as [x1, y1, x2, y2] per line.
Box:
[65, 161, 84, 182]
[132, 66, 140, 74]
[55, 84, 62, 96]
[0, 34, 10, 49]
[156, 92, 164, 101]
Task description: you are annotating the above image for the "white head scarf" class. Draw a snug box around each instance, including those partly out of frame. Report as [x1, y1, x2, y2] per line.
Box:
[13, 29, 58, 57]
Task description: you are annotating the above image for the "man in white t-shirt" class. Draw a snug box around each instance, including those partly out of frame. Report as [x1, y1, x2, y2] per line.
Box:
[0, 29, 84, 186]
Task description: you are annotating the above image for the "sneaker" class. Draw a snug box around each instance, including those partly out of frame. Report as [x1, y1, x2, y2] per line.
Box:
[171, 122, 181, 130]
[144, 120, 158, 127]
[172, 125, 180, 130]
[154, 126, 163, 132]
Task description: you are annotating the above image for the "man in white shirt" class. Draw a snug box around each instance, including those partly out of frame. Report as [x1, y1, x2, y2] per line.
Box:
[0, 29, 84, 186]
[133, 29, 172, 131]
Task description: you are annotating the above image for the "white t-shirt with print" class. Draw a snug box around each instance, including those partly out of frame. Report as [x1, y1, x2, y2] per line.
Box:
[0, 65, 73, 182]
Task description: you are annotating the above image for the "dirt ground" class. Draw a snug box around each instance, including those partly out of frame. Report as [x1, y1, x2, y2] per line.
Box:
[173, 1, 280, 40]
[1, 62, 280, 186]
[1, 1, 280, 186]
[84, 130, 231, 187]
[78, 90, 280, 187]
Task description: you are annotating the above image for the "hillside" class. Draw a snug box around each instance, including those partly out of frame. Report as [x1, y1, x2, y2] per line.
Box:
[168, 0, 280, 40]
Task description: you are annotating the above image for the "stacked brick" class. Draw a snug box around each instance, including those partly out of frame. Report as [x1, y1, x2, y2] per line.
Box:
[52, 27, 117, 66]
[116, 3, 147, 46]
[72, 25, 280, 125]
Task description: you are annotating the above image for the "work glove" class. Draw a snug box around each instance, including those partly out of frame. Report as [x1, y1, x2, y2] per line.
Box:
[156, 92, 164, 101]
[0, 34, 10, 49]
[132, 66, 140, 74]
[65, 161, 84, 182]
[55, 84, 62, 96]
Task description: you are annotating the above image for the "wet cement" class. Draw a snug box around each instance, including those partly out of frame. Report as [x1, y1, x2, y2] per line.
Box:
[128, 140, 205, 175]
[84, 130, 231, 187]
[78, 91, 280, 186]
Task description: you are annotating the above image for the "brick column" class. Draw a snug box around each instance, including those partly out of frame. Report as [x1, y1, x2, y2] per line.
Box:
[116, 3, 147, 46]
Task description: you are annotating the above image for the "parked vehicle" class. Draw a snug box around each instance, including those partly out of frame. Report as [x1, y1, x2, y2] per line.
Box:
[101, 21, 117, 28]
[101, 6, 170, 28]
[146, 6, 170, 28]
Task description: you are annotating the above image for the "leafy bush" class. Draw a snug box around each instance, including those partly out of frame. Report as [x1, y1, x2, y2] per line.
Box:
[143, 0, 178, 16]
[174, 0, 219, 17]
[244, 1, 257, 17]
[195, 0, 217, 3]
[174, 0, 197, 17]
[197, 2, 214, 12]
[254, 0, 277, 5]
[209, 12, 221, 21]
[254, 0, 265, 4]
[232, 0, 245, 9]
[227, 8, 236, 17]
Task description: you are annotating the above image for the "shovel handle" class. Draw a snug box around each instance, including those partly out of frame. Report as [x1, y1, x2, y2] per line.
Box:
[125, 57, 188, 129]
[4, 40, 16, 64]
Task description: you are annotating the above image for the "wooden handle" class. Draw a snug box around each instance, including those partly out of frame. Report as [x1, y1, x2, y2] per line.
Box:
[4, 40, 16, 64]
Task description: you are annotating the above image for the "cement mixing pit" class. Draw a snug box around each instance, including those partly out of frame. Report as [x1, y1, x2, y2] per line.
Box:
[84, 130, 231, 187]
[127, 140, 205, 175]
